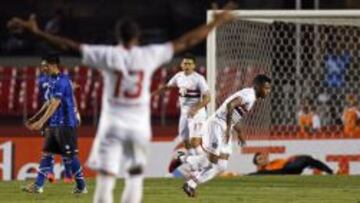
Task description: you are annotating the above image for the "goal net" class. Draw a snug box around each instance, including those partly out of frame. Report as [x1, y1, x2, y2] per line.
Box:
[207, 10, 360, 140]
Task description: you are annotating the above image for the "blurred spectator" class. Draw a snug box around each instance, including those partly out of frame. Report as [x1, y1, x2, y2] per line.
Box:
[38, 8, 67, 54]
[342, 94, 360, 137]
[249, 152, 333, 175]
[297, 100, 321, 135]
[322, 38, 351, 125]
[2, 21, 30, 54]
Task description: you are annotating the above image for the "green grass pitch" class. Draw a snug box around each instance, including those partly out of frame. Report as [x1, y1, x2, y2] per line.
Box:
[0, 176, 360, 203]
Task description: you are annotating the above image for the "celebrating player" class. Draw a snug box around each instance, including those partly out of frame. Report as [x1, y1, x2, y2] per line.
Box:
[8, 9, 234, 203]
[152, 53, 210, 157]
[180, 74, 271, 197]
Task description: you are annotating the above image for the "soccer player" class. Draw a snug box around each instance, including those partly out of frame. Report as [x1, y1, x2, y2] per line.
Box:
[249, 152, 333, 175]
[8, 9, 233, 203]
[180, 74, 271, 197]
[27, 57, 74, 183]
[152, 53, 210, 157]
[23, 54, 86, 193]
[342, 94, 360, 137]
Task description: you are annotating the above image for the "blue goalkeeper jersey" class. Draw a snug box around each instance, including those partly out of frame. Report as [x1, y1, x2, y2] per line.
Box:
[48, 73, 77, 127]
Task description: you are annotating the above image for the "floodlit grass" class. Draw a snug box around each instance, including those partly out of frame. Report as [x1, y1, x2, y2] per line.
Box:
[1, 176, 360, 203]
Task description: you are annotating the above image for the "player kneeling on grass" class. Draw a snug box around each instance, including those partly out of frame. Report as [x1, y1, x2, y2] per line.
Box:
[249, 152, 333, 175]
[179, 74, 272, 197]
[152, 53, 210, 159]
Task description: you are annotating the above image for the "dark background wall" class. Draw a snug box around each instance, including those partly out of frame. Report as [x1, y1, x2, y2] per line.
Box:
[0, 0, 354, 56]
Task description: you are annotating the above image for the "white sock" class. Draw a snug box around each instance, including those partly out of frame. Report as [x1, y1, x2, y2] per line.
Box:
[176, 163, 192, 179]
[188, 163, 220, 188]
[93, 174, 116, 203]
[121, 175, 143, 203]
[218, 159, 228, 172]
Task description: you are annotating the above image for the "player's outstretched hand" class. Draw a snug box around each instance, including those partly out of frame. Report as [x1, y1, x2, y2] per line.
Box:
[212, 0, 237, 26]
[7, 14, 39, 34]
[24, 120, 33, 130]
[27, 120, 44, 131]
[213, 11, 235, 26]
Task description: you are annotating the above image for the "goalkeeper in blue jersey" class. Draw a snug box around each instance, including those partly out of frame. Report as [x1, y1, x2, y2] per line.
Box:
[23, 54, 86, 194]
[27, 57, 74, 183]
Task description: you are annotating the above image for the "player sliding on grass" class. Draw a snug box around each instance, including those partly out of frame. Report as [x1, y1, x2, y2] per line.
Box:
[179, 74, 272, 197]
[152, 53, 210, 157]
[8, 7, 234, 203]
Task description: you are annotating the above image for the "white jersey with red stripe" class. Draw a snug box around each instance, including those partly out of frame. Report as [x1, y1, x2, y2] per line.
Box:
[81, 43, 173, 128]
[167, 71, 209, 114]
[213, 87, 257, 126]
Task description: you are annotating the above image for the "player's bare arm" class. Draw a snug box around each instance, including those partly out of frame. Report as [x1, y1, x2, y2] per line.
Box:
[233, 122, 246, 147]
[171, 11, 234, 54]
[151, 84, 175, 97]
[28, 98, 61, 130]
[225, 97, 243, 142]
[26, 101, 50, 125]
[188, 92, 211, 118]
[8, 14, 81, 52]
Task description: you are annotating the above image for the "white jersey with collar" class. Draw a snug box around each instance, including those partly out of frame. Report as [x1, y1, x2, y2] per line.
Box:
[167, 71, 209, 113]
[213, 87, 257, 126]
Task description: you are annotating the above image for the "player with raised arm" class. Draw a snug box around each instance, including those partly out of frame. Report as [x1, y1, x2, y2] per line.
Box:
[8, 8, 233, 203]
[153, 53, 210, 159]
[180, 74, 271, 197]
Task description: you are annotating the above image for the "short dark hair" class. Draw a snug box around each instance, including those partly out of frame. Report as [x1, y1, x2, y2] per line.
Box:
[253, 74, 271, 86]
[253, 152, 262, 165]
[183, 53, 196, 64]
[42, 53, 60, 65]
[115, 18, 141, 44]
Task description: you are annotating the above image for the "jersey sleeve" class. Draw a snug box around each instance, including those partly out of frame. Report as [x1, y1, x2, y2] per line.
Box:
[198, 75, 210, 94]
[237, 90, 251, 105]
[52, 79, 66, 99]
[166, 73, 178, 87]
[80, 44, 125, 72]
[144, 42, 174, 69]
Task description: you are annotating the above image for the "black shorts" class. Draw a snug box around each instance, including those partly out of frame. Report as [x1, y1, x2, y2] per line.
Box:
[42, 127, 78, 156]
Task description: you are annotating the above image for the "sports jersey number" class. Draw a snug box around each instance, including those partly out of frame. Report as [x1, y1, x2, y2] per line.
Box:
[113, 70, 144, 99]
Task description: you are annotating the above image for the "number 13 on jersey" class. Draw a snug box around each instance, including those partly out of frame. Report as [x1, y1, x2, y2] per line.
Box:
[113, 70, 144, 99]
